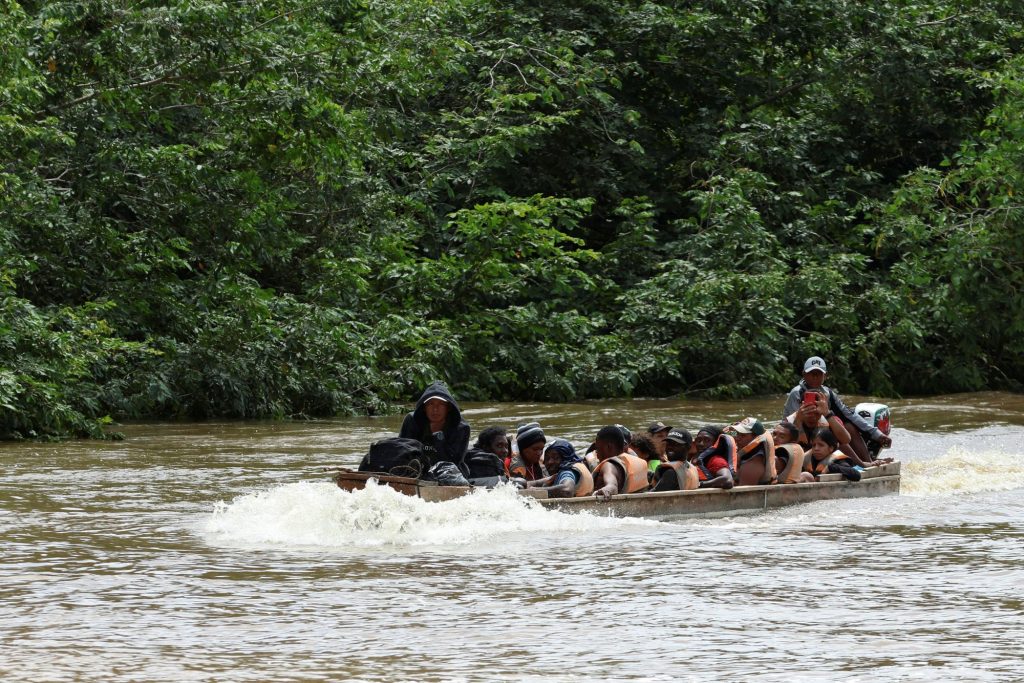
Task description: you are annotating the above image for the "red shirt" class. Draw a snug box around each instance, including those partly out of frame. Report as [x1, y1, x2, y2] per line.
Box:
[704, 455, 729, 474]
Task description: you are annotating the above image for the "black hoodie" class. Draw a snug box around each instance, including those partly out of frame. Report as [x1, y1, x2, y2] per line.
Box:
[398, 382, 471, 464]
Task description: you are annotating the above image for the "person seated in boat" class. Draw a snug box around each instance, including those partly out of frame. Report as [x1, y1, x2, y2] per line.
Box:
[664, 428, 693, 461]
[584, 424, 636, 472]
[782, 356, 893, 465]
[647, 421, 672, 458]
[474, 427, 510, 462]
[725, 417, 776, 486]
[524, 439, 594, 498]
[772, 421, 814, 483]
[690, 425, 736, 490]
[629, 432, 663, 479]
[399, 381, 471, 465]
[787, 391, 852, 454]
[651, 429, 699, 492]
[804, 427, 861, 481]
[508, 422, 547, 481]
[591, 425, 651, 500]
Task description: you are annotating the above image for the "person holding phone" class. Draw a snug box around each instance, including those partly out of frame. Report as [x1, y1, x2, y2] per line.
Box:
[785, 388, 852, 453]
[782, 356, 893, 465]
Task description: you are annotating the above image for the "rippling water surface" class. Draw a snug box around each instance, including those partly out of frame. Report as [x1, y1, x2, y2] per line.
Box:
[2, 393, 1023, 681]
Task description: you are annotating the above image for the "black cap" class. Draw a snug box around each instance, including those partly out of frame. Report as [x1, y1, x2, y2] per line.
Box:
[647, 421, 671, 434]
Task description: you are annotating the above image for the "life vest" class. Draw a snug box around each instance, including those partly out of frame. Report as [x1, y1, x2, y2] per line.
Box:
[594, 454, 650, 495]
[694, 434, 738, 481]
[774, 443, 806, 484]
[652, 460, 700, 491]
[786, 411, 830, 447]
[508, 455, 544, 480]
[569, 462, 594, 497]
[737, 432, 776, 486]
[803, 451, 849, 476]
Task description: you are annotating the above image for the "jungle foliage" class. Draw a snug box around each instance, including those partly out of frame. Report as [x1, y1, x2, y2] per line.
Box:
[2, 0, 1023, 437]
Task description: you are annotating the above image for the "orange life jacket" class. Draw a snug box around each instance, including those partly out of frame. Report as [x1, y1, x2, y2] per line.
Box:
[508, 455, 544, 480]
[570, 462, 594, 497]
[594, 454, 650, 494]
[652, 460, 700, 491]
[737, 432, 777, 485]
[803, 451, 849, 475]
[774, 443, 806, 484]
[695, 434, 738, 481]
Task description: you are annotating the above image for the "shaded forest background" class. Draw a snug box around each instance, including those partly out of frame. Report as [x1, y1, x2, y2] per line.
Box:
[2, 0, 1023, 438]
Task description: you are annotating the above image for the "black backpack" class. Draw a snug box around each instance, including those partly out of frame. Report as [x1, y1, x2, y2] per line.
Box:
[358, 437, 432, 479]
[460, 448, 508, 488]
[462, 448, 505, 478]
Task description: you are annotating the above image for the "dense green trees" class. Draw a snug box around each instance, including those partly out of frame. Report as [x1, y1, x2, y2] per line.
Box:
[2, 0, 1023, 437]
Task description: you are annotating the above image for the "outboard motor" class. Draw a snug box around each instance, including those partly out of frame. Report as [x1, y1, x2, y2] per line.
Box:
[854, 402, 891, 460]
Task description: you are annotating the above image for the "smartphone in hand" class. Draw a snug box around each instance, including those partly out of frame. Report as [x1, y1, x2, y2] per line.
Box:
[802, 391, 818, 406]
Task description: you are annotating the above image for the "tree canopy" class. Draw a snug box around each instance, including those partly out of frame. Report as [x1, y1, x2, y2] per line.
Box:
[2, 0, 1023, 438]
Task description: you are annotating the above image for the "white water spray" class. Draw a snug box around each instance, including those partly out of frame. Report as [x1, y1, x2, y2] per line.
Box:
[204, 480, 656, 549]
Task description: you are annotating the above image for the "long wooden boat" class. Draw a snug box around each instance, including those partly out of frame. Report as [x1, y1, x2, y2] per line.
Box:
[332, 462, 900, 522]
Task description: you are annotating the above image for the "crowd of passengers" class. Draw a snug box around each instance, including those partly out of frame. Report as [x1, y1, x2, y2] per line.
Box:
[397, 356, 894, 500]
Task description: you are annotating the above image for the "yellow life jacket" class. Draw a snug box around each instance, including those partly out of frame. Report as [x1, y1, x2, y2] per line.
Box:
[738, 432, 776, 485]
[652, 460, 700, 491]
[774, 443, 806, 484]
[570, 462, 594, 497]
[803, 451, 849, 475]
[595, 454, 650, 495]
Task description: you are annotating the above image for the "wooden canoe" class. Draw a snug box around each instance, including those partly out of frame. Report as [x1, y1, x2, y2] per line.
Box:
[331, 462, 900, 522]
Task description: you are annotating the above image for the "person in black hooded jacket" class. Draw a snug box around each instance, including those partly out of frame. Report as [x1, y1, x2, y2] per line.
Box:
[398, 382, 471, 465]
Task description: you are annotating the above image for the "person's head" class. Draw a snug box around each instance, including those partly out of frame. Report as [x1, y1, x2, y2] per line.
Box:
[629, 434, 659, 461]
[474, 427, 509, 459]
[693, 425, 722, 454]
[664, 428, 693, 461]
[543, 438, 580, 473]
[594, 425, 627, 462]
[725, 417, 765, 449]
[772, 421, 799, 445]
[802, 356, 827, 389]
[810, 427, 838, 459]
[647, 420, 671, 445]
[516, 423, 545, 465]
[423, 396, 450, 428]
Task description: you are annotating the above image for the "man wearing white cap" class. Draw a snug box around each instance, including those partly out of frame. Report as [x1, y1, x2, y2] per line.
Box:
[782, 356, 892, 463]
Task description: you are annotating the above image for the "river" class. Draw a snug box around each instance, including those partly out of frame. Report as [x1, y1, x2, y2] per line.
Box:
[2, 393, 1023, 681]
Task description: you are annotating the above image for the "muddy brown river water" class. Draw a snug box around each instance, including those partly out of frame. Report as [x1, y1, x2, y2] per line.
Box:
[2, 393, 1023, 681]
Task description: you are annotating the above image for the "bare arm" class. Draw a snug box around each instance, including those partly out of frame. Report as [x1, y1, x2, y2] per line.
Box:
[593, 466, 622, 500]
[699, 467, 734, 490]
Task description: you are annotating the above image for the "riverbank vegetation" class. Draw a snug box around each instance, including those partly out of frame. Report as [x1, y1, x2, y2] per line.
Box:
[2, 0, 1023, 438]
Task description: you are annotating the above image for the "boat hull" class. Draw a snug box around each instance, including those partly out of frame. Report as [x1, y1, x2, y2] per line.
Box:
[332, 462, 900, 520]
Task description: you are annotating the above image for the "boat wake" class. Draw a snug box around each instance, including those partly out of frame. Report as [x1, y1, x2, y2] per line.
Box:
[203, 480, 656, 549]
[901, 446, 1024, 496]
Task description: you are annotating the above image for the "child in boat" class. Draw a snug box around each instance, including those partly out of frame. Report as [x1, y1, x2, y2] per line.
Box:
[805, 428, 861, 481]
